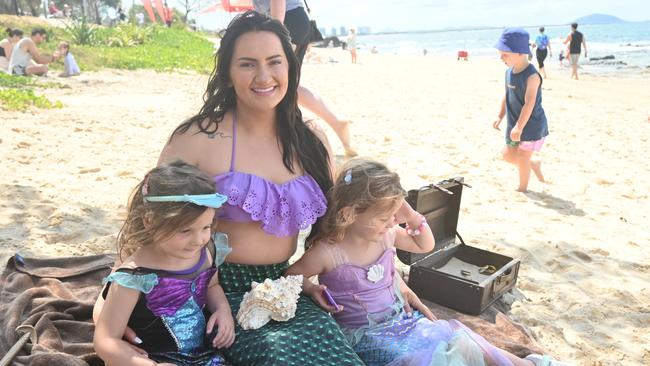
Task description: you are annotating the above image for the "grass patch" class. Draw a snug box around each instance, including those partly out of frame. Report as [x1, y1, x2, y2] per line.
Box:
[0, 73, 66, 89]
[0, 89, 63, 111]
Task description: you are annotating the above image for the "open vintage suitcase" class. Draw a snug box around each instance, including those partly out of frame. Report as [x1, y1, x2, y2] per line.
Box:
[397, 177, 520, 315]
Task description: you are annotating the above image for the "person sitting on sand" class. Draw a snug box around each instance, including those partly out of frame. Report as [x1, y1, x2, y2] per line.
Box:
[58, 41, 81, 77]
[0, 28, 23, 73]
[287, 157, 572, 366]
[9, 28, 61, 76]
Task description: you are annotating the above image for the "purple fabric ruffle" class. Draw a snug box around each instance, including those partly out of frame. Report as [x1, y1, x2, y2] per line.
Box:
[145, 268, 217, 317]
[214, 171, 327, 237]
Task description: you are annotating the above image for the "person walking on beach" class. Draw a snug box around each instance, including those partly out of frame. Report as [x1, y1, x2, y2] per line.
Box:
[532, 27, 551, 78]
[253, 0, 358, 156]
[563, 23, 587, 80]
[492, 28, 548, 192]
[347, 27, 358, 64]
[8, 28, 61, 76]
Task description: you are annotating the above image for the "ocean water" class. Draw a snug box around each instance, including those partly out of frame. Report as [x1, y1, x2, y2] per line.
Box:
[355, 22, 650, 72]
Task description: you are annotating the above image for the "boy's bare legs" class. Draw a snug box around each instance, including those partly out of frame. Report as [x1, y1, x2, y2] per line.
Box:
[502, 147, 544, 192]
[298, 85, 357, 156]
[531, 159, 544, 182]
[515, 149, 534, 192]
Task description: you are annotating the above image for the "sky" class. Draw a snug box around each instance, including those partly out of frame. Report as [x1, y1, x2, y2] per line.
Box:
[189, 0, 649, 32]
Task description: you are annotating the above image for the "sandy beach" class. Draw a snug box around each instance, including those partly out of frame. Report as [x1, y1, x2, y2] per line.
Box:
[1, 48, 649, 365]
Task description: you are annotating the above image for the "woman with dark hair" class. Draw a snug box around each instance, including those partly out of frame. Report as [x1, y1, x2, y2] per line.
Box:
[0, 28, 23, 73]
[158, 11, 362, 365]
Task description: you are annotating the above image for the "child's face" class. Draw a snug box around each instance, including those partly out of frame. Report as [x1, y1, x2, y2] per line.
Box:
[155, 208, 215, 260]
[348, 201, 400, 241]
[499, 51, 523, 67]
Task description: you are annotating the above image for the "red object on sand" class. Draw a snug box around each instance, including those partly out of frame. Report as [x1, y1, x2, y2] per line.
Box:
[457, 50, 469, 61]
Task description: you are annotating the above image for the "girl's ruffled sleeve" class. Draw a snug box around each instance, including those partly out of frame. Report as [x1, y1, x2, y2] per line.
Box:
[212, 232, 232, 268]
[103, 271, 158, 293]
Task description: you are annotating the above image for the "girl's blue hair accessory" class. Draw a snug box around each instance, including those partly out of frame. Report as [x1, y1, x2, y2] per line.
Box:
[143, 193, 228, 208]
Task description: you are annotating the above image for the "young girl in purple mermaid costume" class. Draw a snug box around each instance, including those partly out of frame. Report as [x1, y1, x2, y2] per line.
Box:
[287, 158, 571, 366]
[94, 161, 235, 366]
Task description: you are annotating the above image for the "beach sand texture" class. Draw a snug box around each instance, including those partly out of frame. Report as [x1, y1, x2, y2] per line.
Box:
[1, 49, 649, 365]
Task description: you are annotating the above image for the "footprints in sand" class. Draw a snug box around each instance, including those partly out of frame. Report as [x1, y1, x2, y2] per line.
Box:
[78, 167, 101, 174]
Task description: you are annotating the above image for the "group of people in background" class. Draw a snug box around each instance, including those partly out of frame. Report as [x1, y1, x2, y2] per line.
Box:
[532, 23, 588, 79]
[1, 27, 79, 77]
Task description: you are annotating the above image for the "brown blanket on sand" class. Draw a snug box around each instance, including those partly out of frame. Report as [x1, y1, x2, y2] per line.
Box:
[0, 253, 543, 366]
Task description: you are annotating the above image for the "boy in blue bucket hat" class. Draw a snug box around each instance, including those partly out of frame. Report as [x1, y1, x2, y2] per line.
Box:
[492, 27, 549, 193]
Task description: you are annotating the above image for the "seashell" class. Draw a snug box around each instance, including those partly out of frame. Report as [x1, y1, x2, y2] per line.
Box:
[236, 275, 303, 330]
[366, 264, 384, 283]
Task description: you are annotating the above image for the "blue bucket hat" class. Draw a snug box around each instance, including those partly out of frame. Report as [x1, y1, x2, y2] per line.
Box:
[494, 27, 531, 55]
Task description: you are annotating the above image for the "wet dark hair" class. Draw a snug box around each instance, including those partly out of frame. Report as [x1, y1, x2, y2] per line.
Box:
[571, 23, 578, 30]
[539, 27, 545, 33]
[6, 28, 24, 37]
[31, 28, 47, 36]
[169, 10, 332, 240]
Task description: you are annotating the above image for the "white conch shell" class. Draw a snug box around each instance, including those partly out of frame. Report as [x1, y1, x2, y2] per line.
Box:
[366, 264, 384, 283]
[236, 275, 303, 330]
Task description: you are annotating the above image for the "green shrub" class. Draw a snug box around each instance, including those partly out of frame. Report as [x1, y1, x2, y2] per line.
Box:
[0, 89, 63, 111]
[63, 17, 98, 46]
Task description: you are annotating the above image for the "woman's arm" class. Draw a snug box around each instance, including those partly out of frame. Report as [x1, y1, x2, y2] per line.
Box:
[93, 283, 154, 365]
[269, 0, 287, 23]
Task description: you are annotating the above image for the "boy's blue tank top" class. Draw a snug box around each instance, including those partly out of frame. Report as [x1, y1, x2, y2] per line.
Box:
[505, 63, 549, 141]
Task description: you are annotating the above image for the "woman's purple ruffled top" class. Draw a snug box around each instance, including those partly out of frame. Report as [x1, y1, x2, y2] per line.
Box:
[215, 171, 327, 237]
[213, 112, 327, 237]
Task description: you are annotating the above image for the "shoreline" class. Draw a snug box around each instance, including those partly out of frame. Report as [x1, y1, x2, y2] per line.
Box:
[1, 52, 649, 365]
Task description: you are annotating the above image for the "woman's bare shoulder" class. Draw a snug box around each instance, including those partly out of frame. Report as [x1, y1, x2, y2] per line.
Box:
[159, 116, 233, 170]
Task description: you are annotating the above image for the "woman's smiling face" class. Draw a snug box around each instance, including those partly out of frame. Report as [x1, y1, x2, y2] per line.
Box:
[229, 31, 289, 112]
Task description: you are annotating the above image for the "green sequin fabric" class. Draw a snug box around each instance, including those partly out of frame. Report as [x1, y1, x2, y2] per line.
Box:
[219, 262, 364, 366]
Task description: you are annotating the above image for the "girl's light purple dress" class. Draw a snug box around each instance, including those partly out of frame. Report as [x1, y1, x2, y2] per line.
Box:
[318, 228, 516, 366]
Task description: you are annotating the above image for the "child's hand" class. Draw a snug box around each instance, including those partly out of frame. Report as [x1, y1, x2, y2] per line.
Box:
[305, 283, 343, 313]
[206, 307, 235, 349]
[492, 118, 502, 131]
[510, 126, 522, 141]
[394, 199, 418, 225]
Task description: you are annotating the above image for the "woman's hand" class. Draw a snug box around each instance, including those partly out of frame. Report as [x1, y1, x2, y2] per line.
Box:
[207, 307, 235, 349]
[305, 283, 343, 313]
